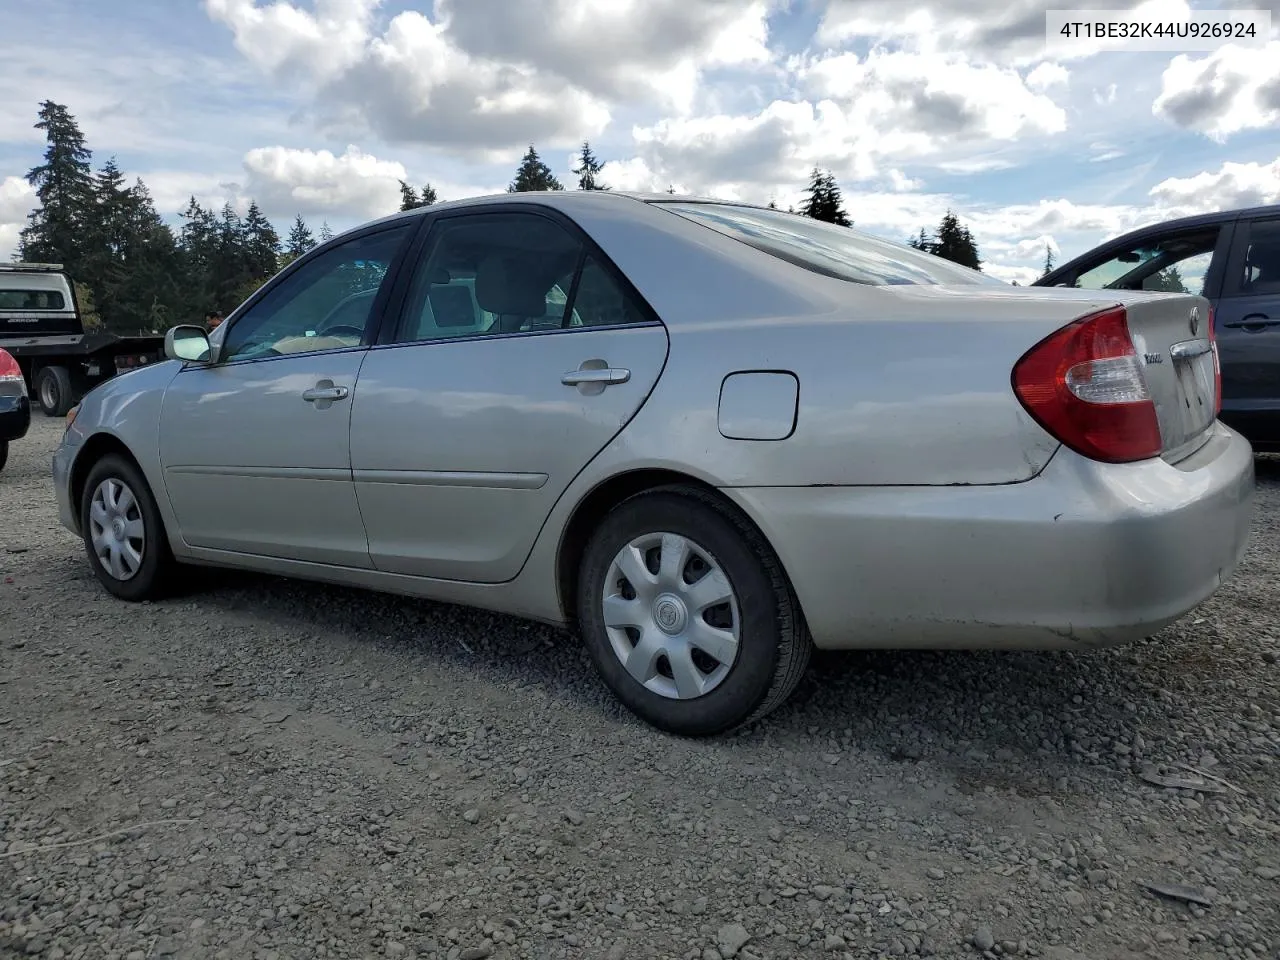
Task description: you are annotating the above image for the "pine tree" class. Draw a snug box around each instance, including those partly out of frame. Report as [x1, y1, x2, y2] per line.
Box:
[508, 145, 564, 192]
[572, 141, 607, 191]
[398, 180, 419, 211]
[19, 100, 96, 275]
[767, 199, 778, 209]
[1041, 243, 1055, 278]
[286, 215, 315, 257]
[928, 210, 982, 270]
[319, 221, 334, 242]
[798, 168, 851, 226]
[243, 202, 279, 277]
[420, 183, 438, 206]
[907, 228, 930, 250]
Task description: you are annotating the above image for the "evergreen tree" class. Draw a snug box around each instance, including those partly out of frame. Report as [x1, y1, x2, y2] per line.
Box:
[798, 168, 851, 226]
[1146, 264, 1187, 293]
[926, 210, 982, 270]
[508, 145, 563, 192]
[19, 100, 96, 276]
[286, 215, 315, 258]
[398, 180, 420, 211]
[419, 183, 438, 206]
[572, 141, 607, 191]
[767, 198, 778, 209]
[1041, 242, 1055, 278]
[907, 228, 930, 250]
[243, 200, 280, 281]
[319, 221, 334, 242]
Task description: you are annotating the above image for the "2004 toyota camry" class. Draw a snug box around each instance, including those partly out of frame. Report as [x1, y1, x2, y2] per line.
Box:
[52, 192, 1255, 736]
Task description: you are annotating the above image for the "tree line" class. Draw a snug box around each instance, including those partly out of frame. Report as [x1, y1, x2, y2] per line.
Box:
[14, 100, 991, 336]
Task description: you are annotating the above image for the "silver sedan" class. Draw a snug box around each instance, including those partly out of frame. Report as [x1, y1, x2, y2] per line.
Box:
[51, 192, 1256, 736]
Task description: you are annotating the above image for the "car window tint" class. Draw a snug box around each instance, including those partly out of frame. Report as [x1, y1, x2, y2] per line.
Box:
[1072, 228, 1218, 295]
[221, 225, 412, 362]
[1228, 218, 1280, 297]
[399, 213, 583, 342]
[569, 256, 650, 327]
[0, 289, 66, 310]
[659, 202, 1004, 286]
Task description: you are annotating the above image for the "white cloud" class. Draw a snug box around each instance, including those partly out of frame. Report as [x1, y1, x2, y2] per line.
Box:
[623, 50, 1067, 192]
[1153, 41, 1280, 140]
[239, 145, 406, 219]
[205, 0, 779, 151]
[0, 176, 36, 261]
[1148, 157, 1280, 212]
[1026, 62, 1069, 90]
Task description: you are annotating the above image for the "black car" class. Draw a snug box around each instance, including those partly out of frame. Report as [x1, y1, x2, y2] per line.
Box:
[0, 347, 32, 473]
[1037, 204, 1280, 452]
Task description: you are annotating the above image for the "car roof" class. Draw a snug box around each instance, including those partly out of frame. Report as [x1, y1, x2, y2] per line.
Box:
[347, 189, 780, 236]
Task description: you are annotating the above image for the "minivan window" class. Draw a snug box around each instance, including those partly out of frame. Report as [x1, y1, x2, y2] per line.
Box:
[658, 202, 1003, 286]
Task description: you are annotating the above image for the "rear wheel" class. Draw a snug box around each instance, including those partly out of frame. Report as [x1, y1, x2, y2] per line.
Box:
[36, 365, 74, 417]
[79, 454, 176, 601]
[0, 440, 7, 473]
[576, 487, 811, 736]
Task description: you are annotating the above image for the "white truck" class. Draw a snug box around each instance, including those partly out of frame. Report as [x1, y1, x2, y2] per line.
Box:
[0, 263, 166, 416]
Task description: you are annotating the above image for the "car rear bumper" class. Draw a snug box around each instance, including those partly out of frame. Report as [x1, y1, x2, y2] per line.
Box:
[726, 424, 1255, 650]
[0, 394, 30, 442]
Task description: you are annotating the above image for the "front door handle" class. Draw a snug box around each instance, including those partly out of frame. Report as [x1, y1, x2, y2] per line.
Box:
[302, 383, 350, 403]
[561, 367, 630, 386]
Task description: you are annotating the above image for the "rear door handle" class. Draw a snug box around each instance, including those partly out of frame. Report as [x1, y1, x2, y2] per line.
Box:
[561, 367, 630, 386]
[302, 385, 349, 402]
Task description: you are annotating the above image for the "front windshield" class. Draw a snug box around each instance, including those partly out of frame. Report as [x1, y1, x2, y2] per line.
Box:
[659, 202, 1004, 287]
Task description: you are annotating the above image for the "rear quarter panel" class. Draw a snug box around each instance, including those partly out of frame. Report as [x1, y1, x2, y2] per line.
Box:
[559, 195, 1125, 486]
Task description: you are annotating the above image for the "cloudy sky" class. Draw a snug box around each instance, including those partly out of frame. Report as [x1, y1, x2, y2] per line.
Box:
[1, 0, 1278, 283]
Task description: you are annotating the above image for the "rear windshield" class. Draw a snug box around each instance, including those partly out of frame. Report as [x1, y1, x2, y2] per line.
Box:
[0, 289, 67, 310]
[659, 202, 1003, 287]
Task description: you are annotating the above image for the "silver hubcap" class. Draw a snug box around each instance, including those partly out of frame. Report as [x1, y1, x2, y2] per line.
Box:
[88, 478, 145, 581]
[40, 378, 56, 410]
[602, 532, 741, 700]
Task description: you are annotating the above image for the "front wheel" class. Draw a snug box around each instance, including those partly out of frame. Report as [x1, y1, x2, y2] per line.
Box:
[79, 454, 176, 601]
[576, 487, 811, 737]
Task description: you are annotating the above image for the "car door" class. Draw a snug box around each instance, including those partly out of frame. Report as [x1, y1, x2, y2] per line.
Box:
[158, 222, 416, 566]
[1214, 215, 1280, 447]
[349, 207, 670, 583]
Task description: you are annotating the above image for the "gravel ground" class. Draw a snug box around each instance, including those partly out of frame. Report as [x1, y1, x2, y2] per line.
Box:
[2, 414, 1278, 960]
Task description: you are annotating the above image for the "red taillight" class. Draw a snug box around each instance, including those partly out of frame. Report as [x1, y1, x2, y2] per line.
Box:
[1012, 305, 1162, 464]
[0, 348, 24, 393]
[1207, 305, 1222, 416]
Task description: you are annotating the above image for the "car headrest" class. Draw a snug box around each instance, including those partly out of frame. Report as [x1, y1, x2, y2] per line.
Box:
[474, 255, 547, 317]
[1246, 240, 1280, 279]
[428, 284, 477, 327]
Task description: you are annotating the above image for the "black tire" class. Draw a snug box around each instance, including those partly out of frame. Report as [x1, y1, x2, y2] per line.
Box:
[36, 365, 74, 417]
[576, 486, 812, 737]
[0, 440, 7, 473]
[79, 453, 176, 601]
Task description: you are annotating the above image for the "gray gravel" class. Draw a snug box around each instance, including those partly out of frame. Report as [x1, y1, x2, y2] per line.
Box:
[2, 414, 1279, 960]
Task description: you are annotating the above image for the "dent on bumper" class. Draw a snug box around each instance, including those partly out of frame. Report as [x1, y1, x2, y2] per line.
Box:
[728, 426, 1255, 651]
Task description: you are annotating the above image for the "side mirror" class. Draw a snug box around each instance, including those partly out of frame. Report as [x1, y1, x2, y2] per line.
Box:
[164, 325, 212, 363]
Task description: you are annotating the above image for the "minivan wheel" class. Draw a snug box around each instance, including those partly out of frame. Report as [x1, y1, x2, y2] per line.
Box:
[80, 454, 176, 601]
[576, 487, 811, 737]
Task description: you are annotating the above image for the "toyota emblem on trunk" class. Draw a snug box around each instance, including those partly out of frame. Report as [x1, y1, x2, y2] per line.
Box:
[1189, 306, 1200, 336]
